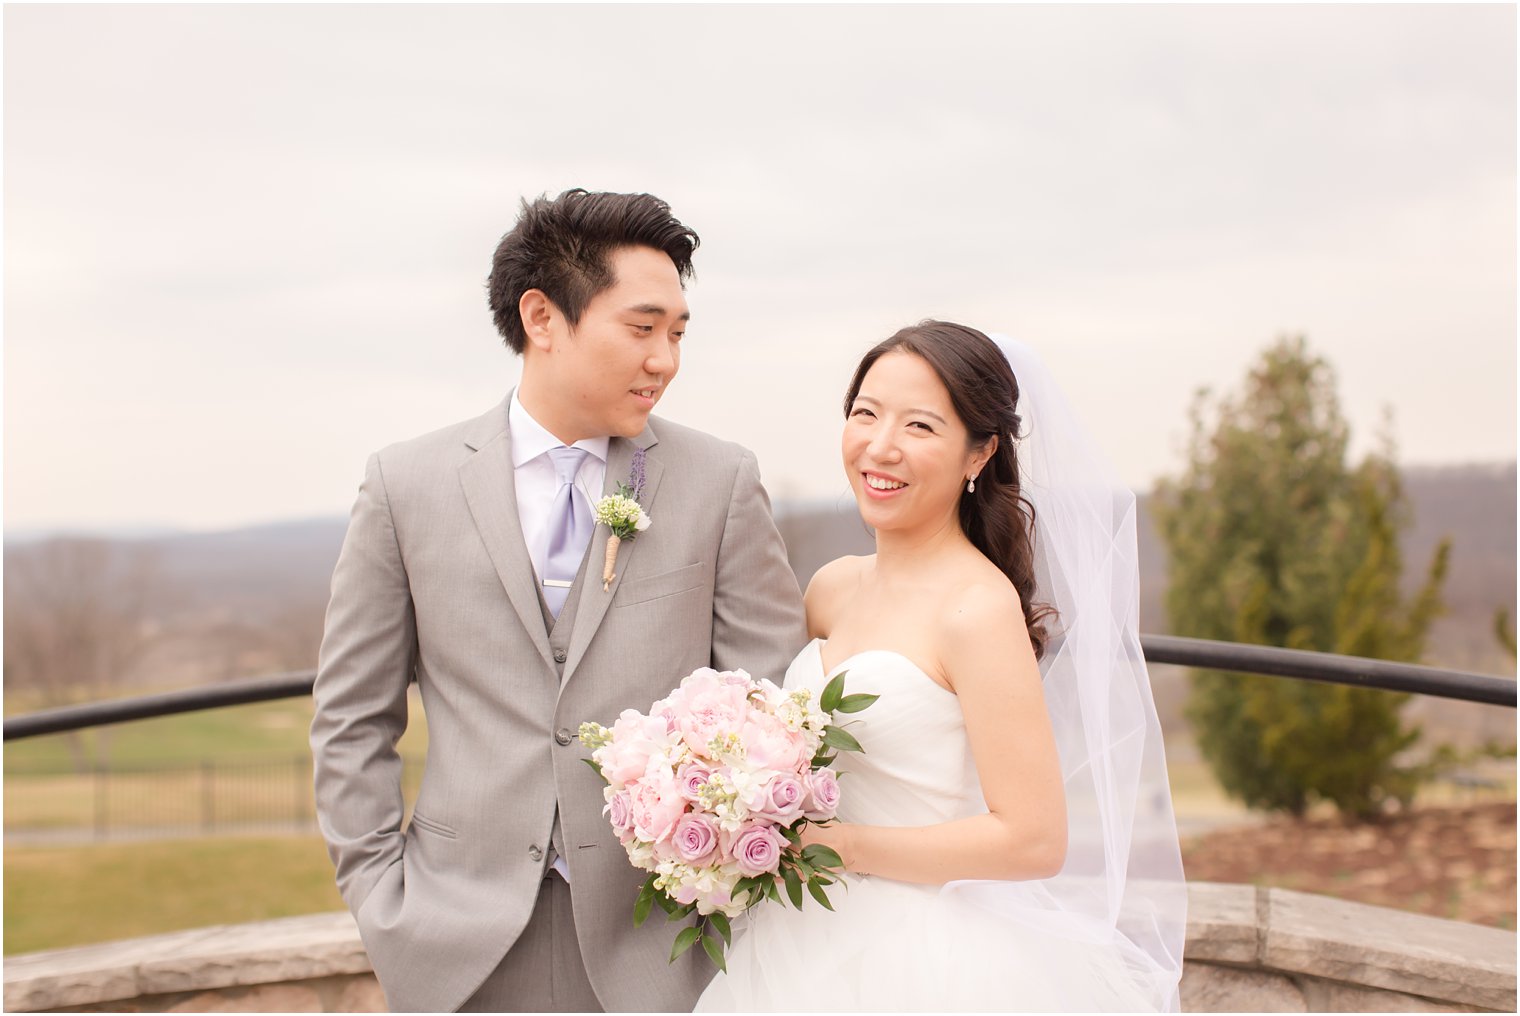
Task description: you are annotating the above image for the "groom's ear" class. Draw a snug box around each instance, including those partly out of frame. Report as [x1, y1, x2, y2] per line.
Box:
[519, 289, 557, 354]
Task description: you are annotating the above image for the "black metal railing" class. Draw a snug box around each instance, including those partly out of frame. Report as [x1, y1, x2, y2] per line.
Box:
[4, 636, 1513, 742]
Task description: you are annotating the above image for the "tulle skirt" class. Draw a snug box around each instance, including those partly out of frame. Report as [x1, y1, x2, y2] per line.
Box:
[694, 874, 1159, 1013]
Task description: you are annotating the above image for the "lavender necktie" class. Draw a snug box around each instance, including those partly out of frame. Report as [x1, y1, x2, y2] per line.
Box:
[542, 446, 593, 619]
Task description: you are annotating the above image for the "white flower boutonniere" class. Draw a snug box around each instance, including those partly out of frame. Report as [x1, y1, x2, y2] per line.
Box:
[593, 448, 650, 591]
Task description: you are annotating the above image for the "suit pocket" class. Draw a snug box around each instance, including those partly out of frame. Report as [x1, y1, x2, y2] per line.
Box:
[615, 561, 705, 607]
[407, 809, 458, 839]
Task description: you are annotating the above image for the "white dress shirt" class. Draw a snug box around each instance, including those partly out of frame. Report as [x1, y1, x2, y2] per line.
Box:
[508, 390, 607, 883]
[509, 390, 610, 591]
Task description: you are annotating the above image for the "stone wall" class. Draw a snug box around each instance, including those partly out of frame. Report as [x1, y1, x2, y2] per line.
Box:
[5, 884, 1514, 1012]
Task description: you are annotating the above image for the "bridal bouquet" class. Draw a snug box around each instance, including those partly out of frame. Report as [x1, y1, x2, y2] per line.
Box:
[579, 666, 876, 969]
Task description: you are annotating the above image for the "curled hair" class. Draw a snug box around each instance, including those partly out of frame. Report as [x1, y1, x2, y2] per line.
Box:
[486, 189, 700, 353]
[843, 320, 1057, 658]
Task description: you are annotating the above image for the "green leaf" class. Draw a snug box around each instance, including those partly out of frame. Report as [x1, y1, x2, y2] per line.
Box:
[667, 901, 696, 922]
[707, 911, 732, 945]
[782, 824, 802, 846]
[701, 931, 728, 971]
[580, 757, 605, 778]
[820, 671, 847, 713]
[669, 926, 701, 963]
[807, 878, 835, 911]
[653, 889, 678, 916]
[801, 843, 844, 870]
[765, 878, 782, 904]
[633, 882, 656, 927]
[834, 692, 880, 714]
[809, 749, 836, 768]
[782, 864, 804, 909]
[822, 725, 864, 753]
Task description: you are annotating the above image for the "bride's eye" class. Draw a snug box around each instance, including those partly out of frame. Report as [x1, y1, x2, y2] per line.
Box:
[850, 408, 875, 419]
[908, 421, 935, 433]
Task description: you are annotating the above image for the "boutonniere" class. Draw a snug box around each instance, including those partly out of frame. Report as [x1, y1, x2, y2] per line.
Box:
[593, 448, 651, 591]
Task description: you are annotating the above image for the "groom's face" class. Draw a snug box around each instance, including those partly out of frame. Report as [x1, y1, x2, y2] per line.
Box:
[533, 245, 689, 441]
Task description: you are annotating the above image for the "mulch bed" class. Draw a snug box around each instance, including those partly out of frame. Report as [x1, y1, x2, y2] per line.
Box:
[1179, 801, 1516, 930]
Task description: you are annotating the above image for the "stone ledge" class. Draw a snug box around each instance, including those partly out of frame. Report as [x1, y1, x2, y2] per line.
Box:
[4, 884, 1515, 1012]
[4, 912, 370, 1013]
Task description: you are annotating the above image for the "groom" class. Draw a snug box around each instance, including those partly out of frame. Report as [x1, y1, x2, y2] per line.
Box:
[310, 190, 807, 1012]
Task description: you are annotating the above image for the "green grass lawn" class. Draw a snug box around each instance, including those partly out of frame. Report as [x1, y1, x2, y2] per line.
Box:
[4, 834, 345, 955]
[5, 693, 430, 773]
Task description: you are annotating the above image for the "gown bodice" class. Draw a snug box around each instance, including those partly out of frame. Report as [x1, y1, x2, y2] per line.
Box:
[783, 638, 987, 827]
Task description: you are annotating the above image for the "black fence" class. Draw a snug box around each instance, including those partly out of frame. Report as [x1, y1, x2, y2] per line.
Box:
[4, 636, 1513, 841]
[5, 636, 1514, 746]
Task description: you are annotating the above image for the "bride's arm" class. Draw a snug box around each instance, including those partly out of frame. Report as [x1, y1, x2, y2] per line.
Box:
[801, 582, 1067, 884]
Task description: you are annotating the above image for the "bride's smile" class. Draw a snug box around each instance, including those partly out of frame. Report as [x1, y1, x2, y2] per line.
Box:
[843, 350, 992, 535]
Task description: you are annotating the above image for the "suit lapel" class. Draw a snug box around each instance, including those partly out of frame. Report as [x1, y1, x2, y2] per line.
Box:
[562, 424, 663, 686]
[458, 399, 556, 671]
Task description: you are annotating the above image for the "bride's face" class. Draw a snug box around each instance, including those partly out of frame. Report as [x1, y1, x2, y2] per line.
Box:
[843, 350, 989, 534]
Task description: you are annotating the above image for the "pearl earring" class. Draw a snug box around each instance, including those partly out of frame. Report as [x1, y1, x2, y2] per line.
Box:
[967, 475, 977, 493]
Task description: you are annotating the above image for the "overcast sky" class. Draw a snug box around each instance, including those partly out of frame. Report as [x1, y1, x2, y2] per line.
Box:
[5, 4, 1515, 533]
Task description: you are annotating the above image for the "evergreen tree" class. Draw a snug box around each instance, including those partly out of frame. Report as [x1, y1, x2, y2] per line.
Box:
[1153, 336, 1449, 819]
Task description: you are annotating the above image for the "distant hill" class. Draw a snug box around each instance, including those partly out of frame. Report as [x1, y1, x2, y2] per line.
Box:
[6, 463, 1513, 742]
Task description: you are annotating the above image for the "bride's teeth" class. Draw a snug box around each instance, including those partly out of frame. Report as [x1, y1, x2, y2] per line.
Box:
[866, 475, 905, 490]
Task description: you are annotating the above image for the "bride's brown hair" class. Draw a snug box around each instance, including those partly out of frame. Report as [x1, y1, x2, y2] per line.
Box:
[843, 320, 1056, 659]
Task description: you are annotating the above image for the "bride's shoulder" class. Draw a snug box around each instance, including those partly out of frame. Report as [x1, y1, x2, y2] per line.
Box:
[936, 563, 1025, 647]
[803, 555, 871, 636]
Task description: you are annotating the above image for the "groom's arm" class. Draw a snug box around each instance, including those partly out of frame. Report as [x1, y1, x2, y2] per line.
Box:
[309, 451, 416, 914]
[710, 449, 808, 681]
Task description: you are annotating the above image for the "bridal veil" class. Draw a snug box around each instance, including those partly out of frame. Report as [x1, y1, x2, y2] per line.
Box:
[939, 336, 1188, 1011]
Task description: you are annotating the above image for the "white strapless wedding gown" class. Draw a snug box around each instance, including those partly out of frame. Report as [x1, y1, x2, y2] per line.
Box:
[694, 639, 1158, 1013]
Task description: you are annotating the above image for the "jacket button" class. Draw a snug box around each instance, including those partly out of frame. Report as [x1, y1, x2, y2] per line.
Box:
[555, 728, 572, 746]
[553, 649, 567, 664]
[528, 845, 543, 862]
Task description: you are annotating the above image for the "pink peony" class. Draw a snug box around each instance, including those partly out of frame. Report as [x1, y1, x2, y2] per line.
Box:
[672, 812, 720, 864]
[730, 822, 789, 877]
[627, 773, 687, 845]
[676, 671, 752, 754]
[741, 711, 808, 772]
[601, 709, 674, 786]
[803, 768, 841, 821]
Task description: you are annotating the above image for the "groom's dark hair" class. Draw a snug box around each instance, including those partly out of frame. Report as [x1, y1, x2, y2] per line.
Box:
[487, 189, 700, 354]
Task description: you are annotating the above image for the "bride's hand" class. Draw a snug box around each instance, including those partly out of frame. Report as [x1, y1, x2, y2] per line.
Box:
[798, 821, 856, 873]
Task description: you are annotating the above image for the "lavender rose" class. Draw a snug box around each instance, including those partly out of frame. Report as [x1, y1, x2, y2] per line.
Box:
[672, 812, 720, 864]
[750, 772, 807, 824]
[804, 768, 842, 821]
[675, 760, 713, 804]
[605, 789, 633, 833]
[731, 823, 789, 877]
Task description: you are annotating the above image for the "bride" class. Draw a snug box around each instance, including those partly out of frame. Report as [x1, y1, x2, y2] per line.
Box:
[695, 321, 1187, 1012]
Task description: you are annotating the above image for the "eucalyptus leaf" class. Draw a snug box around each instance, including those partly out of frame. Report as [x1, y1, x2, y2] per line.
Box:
[834, 692, 880, 714]
[820, 672, 847, 713]
[701, 932, 728, 972]
[802, 843, 844, 869]
[633, 888, 655, 928]
[782, 865, 804, 909]
[708, 911, 732, 945]
[669, 926, 701, 963]
[807, 879, 836, 911]
[822, 726, 864, 753]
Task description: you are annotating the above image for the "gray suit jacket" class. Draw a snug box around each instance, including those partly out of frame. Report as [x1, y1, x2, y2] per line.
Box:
[310, 399, 807, 1012]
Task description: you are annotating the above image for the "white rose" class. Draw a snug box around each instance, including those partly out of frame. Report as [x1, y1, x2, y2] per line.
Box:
[634, 510, 652, 532]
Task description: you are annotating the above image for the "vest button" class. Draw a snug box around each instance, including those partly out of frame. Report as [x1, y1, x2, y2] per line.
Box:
[553, 649, 568, 664]
[528, 845, 543, 862]
[555, 728, 572, 746]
